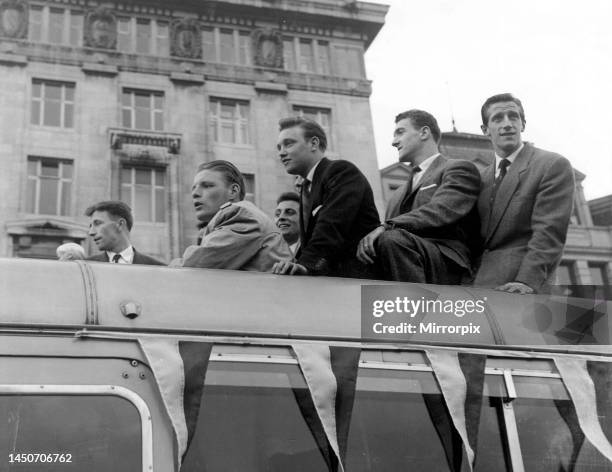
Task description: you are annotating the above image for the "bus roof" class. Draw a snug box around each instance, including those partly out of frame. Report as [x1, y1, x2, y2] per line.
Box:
[0, 257, 609, 350]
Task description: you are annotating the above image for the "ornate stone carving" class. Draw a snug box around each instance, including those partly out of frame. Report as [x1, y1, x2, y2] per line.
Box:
[252, 29, 283, 68]
[84, 8, 117, 49]
[170, 18, 201, 59]
[0, 0, 28, 39]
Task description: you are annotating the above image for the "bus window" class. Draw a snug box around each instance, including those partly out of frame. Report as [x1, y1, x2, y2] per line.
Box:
[0, 395, 141, 471]
[345, 367, 508, 471]
[183, 360, 329, 471]
[184, 359, 508, 471]
[513, 376, 611, 471]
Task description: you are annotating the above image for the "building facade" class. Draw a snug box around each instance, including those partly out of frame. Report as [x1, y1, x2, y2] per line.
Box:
[0, 0, 387, 261]
[380, 131, 612, 286]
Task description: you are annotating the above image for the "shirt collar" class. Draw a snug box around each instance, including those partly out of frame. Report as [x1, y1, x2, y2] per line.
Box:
[305, 158, 323, 185]
[495, 143, 524, 168]
[415, 153, 440, 174]
[107, 245, 134, 264]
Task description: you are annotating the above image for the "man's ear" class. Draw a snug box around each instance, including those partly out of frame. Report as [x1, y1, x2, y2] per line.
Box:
[521, 120, 526, 132]
[310, 136, 320, 150]
[228, 182, 241, 200]
[481, 124, 489, 136]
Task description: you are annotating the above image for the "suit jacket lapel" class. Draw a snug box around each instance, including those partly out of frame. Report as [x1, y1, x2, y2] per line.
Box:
[404, 155, 445, 210]
[480, 165, 495, 236]
[486, 145, 533, 242]
[302, 158, 328, 239]
[386, 181, 409, 219]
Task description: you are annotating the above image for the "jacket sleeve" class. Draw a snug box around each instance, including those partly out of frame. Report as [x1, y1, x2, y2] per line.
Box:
[181, 205, 269, 270]
[515, 155, 575, 290]
[386, 160, 480, 232]
[297, 161, 378, 274]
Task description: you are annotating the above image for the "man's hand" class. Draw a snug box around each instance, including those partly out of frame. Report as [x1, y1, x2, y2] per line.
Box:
[272, 260, 309, 275]
[357, 225, 386, 264]
[495, 282, 534, 295]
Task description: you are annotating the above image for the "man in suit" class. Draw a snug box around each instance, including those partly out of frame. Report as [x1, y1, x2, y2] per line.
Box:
[272, 117, 380, 277]
[357, 109, 480, 283]
[86, 200, 164, 265]
[274, 192, 301, 258]
[474, 93, 575, 294]
[171, 160, 289, 271]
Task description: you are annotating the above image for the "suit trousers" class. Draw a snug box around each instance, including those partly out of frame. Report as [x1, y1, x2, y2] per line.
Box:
[375, 229, 464, 284]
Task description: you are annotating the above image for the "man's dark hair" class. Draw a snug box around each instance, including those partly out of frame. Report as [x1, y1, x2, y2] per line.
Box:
[196, 160, 246, 201]
[276, 191, 300, 205]
[279, 116, 327, 152]
[85, 200, 134, 231]
[481, 93, 526, 126]
[395, 109, 441, 143]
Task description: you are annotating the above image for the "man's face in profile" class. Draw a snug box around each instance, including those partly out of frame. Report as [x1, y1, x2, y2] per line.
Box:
[274, 199, 300, 244]
[192, 169, 236, 225]
[88, 211, 122, 251]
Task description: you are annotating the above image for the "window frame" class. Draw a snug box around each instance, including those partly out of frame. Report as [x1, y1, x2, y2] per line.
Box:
[120, 165, 167, 224]
[209, 97, 251, 146]
[116, 17, 169, 56]
[121, 88, 164, 131]
[31, 79, 75, 129]
[0, 384, 152, 471]
[28, 5, 83, 46]
[25, 156, 73, 216]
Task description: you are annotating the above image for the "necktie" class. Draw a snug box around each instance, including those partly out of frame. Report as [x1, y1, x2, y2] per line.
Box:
[490, 158, 510, 206]
[399, 165, 421, 213]
[112, 254, 121, 263]
[301, 178, 313, 236]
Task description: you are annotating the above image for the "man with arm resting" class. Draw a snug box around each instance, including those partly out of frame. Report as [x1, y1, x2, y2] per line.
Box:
[473, 93, 575, 294]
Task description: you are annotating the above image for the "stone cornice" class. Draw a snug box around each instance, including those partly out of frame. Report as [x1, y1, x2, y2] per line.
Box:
[3, 40, 373, 97]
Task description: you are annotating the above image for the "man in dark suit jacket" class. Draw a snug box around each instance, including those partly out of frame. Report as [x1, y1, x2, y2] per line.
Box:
[272, 117, 380, 277]
[474, 93, 574, 294]
[85, 200, 164, 265]
[357, 109, 480, 283]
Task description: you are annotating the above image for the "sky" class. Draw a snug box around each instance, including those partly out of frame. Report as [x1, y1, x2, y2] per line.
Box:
[364, 0, 612, 200]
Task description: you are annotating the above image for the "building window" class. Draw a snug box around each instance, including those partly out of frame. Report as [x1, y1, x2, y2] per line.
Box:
[209, 98, 250, 145]
[26, 157, 73, 216]
[28, 6, 83, 46]
[117, 17, 168, 55]
[283, 37, 330, 74]
[31, 79, 75, 128]
[242, 173, 255, 203]
[293, 106, 331, 147]
[588, 262, 609, 285]
[121, 89, 164, 131]
[120, 166, 166, 223]
[201, 27, 251, 65]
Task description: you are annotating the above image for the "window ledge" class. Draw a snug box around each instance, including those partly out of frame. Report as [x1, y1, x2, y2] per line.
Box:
[82, 62, 119, 76]
[254, 81, 288, 94]
[169, 72, 205, 85]
[0, 52, 27, 66]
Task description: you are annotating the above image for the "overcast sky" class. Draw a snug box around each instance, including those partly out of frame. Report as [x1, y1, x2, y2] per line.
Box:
[364, 0, 612, 200]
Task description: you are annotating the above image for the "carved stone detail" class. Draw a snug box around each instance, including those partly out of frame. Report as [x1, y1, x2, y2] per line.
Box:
[170, 18, 201, 59]
[252, 29, 283, 68]
[84, 8, 117, 49]
[0, 0, 28, 39]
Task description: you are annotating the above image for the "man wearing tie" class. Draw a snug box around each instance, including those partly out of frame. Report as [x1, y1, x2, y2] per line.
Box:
[474, 93, 575, 294]
[86, 201, 164, 265]
[357, 109, 480, 283]
[273, 117, 380, 277]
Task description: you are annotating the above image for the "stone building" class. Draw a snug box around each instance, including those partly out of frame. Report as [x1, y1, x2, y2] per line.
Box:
[0, 0, 388, 261]
[380, 131, 612, 286]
